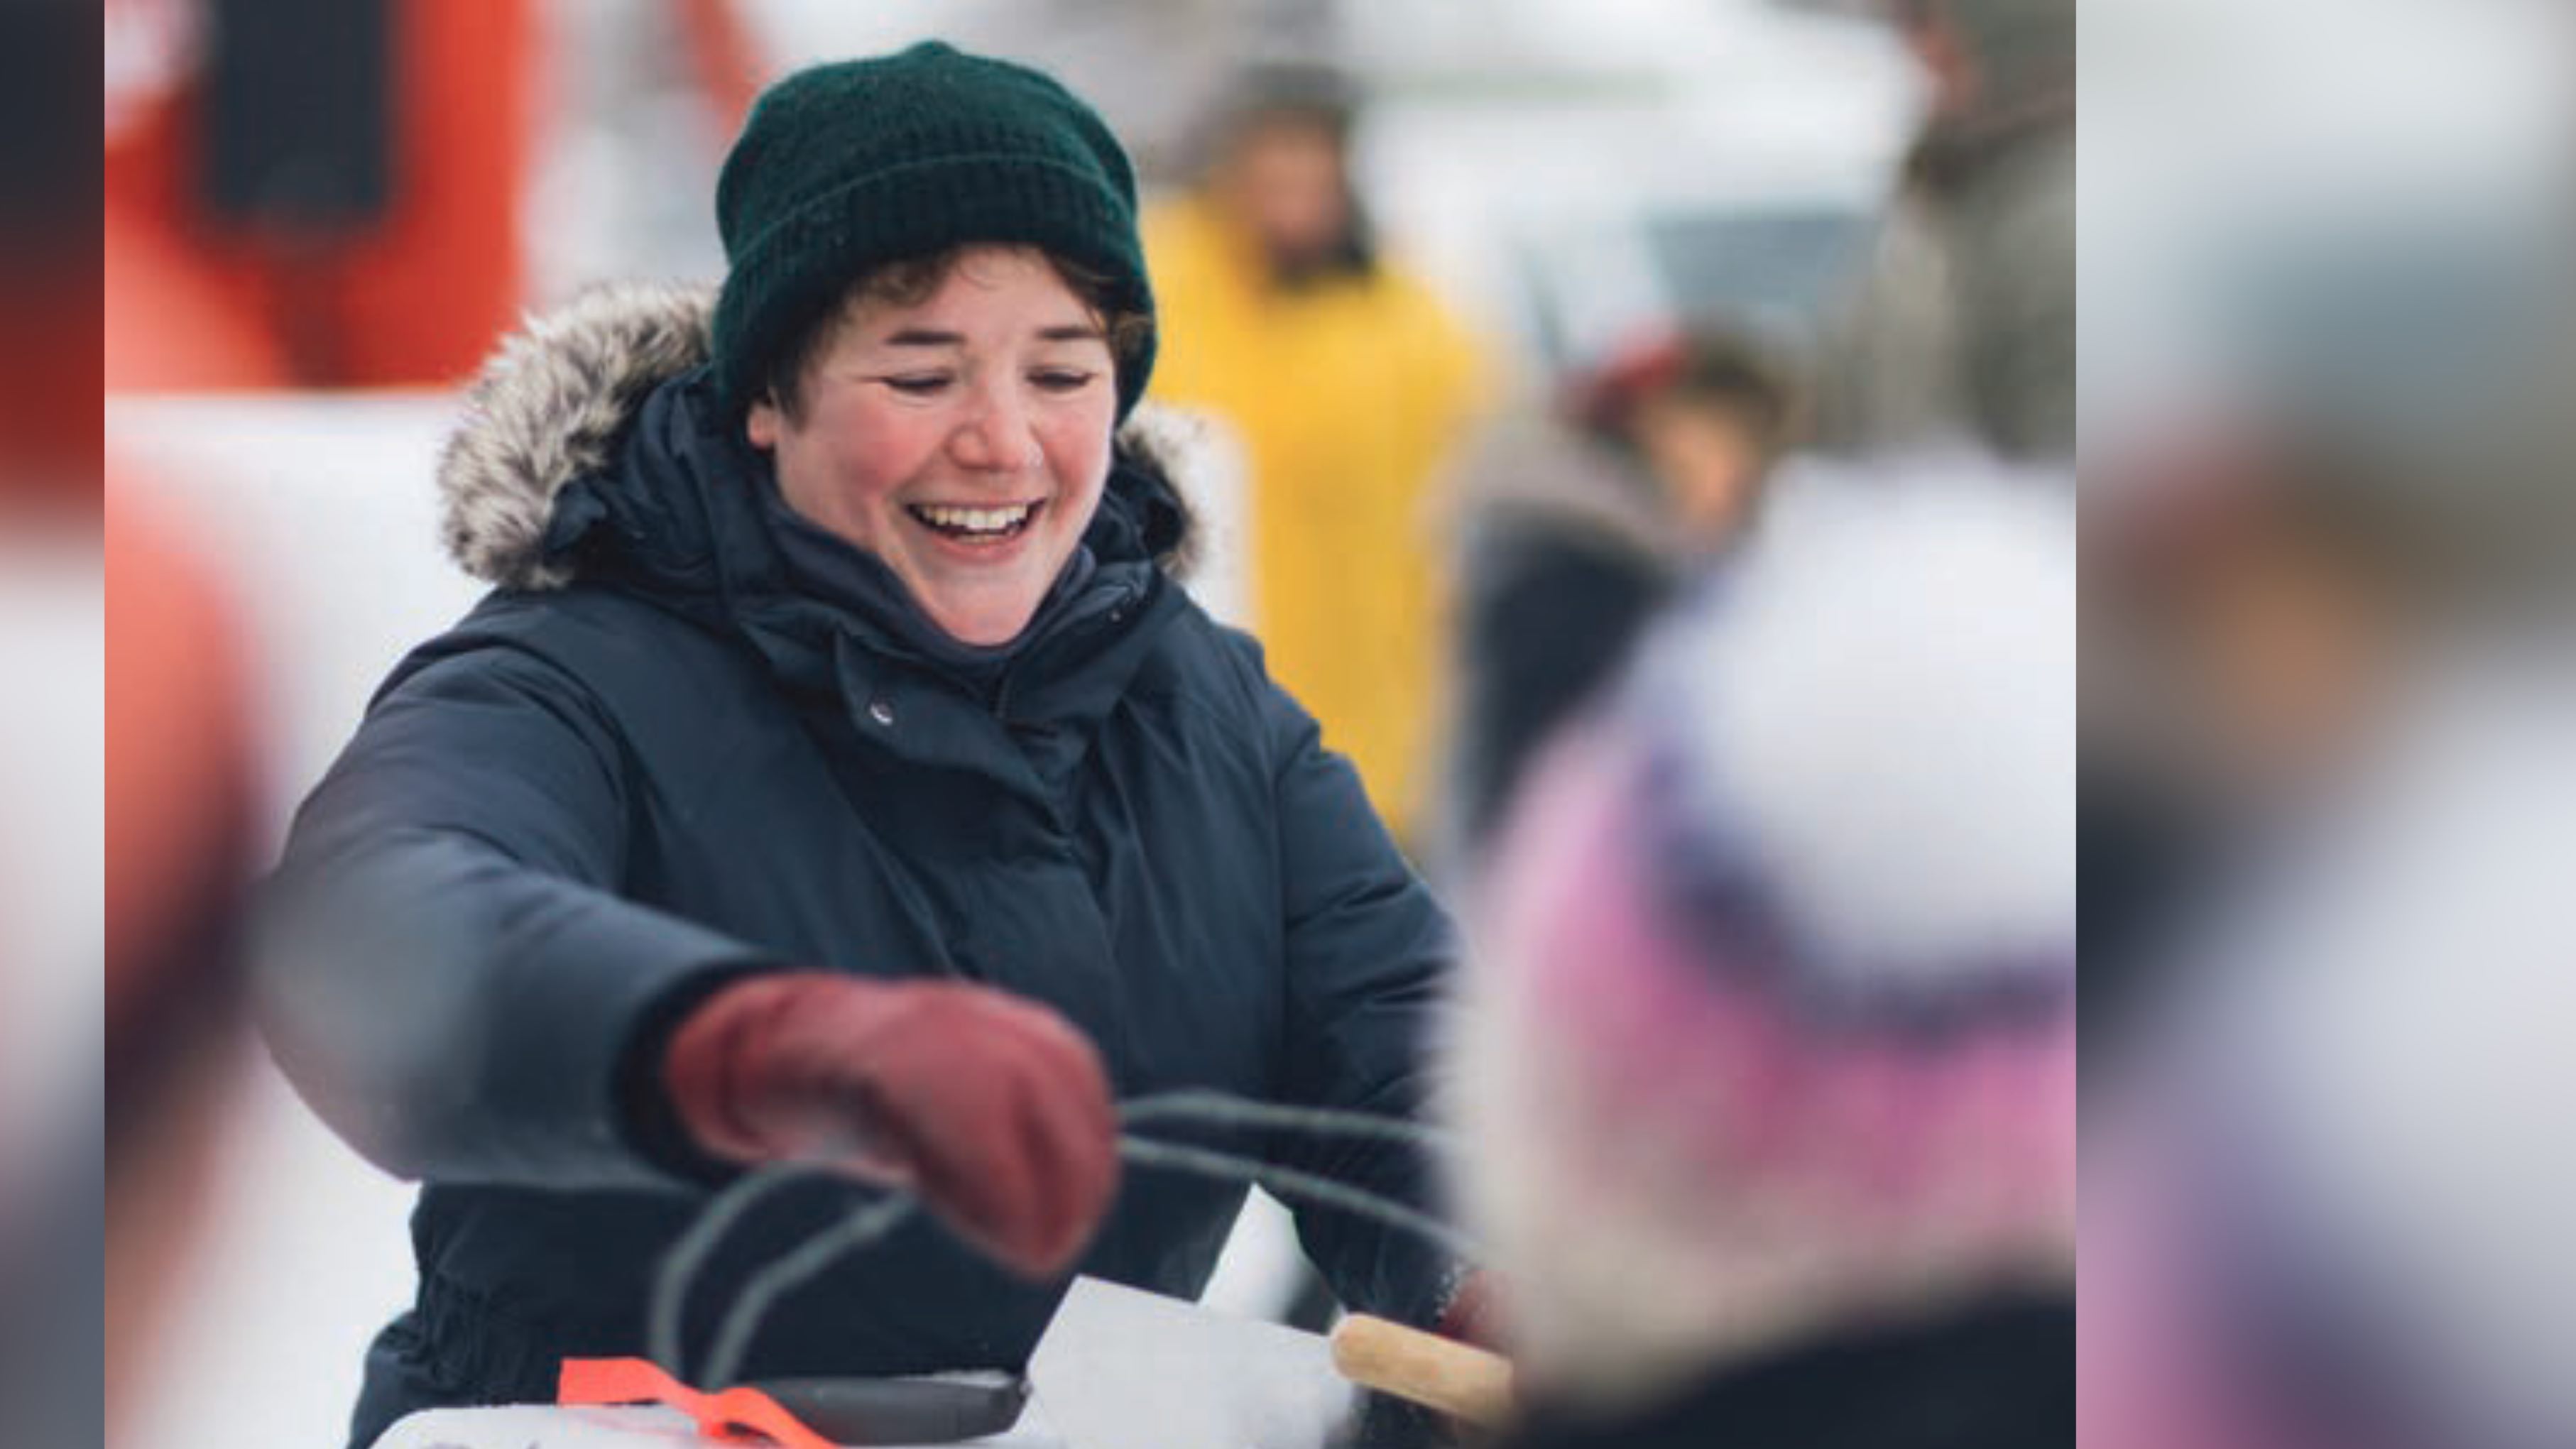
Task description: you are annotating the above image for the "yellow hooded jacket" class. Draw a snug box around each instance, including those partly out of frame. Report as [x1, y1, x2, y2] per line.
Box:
[1145, 195, 1490, 841]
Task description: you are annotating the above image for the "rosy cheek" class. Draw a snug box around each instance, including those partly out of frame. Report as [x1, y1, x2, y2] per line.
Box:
[1039, 422, 1110, 493]
[833, 421, 924, 503]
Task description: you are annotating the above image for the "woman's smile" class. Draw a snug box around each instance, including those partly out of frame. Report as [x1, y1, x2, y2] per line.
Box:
[905, 497, 1047, 546]
[746, 245, 1118, 647]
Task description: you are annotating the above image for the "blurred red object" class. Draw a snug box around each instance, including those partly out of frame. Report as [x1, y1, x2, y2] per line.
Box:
[1561, 325, 1690, 439]
[105, 490, 255, 1002]
[104, 483, 260, 1443]
[104, 0, 539, 390]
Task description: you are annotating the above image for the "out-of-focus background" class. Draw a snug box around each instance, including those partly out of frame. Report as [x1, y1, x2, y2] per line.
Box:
[99, 4, 1921, 1446]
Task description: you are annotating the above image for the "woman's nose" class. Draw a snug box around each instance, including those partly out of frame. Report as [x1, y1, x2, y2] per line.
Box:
[947, 383, 1040, 474]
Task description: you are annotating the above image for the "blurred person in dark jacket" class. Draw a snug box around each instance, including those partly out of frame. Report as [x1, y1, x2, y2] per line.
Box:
[258, 45, 1474, 1448]
[1813, 0, 2073, 462]
[1451, 457, 2075, 1449]
[0, 0, 97, 509]
[2080, 197, 2576, 1051]
[1443, 325, 1800, 858]
[0, 11, 110, 1423]
[2081, 432, 2435, 1041]
[2081, 344, 2576, 1449]
[2080, 60, 2576, 1436]
[2085, 638, 2576, 1449]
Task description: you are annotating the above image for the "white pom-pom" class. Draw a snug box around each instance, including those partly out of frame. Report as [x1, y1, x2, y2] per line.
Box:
[1659, 454, 2077, 984]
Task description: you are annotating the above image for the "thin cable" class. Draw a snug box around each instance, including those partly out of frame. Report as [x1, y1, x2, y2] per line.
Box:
[1118, 1089, 1463, 1155]
[701, 1194, 916, 1389]
[653, 1092, 1479, 1387]
[1117, 1133, 1483, 1262]
[648, 1162, 821, 1379]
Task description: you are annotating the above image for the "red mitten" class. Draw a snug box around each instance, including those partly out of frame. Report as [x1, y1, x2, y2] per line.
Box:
[662, 972, 1119, 1278]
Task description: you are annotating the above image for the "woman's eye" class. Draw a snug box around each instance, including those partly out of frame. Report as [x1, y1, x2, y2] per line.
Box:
[1030, 370, 1096, 394]
[883, 374, 953, 396]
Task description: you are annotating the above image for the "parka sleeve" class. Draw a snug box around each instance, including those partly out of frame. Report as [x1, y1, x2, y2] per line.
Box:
[1262, 679, 1468, 1329]
[258, 643, 775, 1192]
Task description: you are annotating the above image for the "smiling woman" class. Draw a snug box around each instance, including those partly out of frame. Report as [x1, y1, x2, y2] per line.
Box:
[256, 40, 1474, 1449]
[746, 246, 1124, 645]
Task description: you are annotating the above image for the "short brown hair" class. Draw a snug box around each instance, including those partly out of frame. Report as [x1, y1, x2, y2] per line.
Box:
[1577, 327, 1805, 460]
[761, 245, 1155, 424]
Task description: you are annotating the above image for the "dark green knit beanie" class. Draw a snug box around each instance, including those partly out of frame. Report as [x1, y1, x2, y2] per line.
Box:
[711, 41, 1157, 419]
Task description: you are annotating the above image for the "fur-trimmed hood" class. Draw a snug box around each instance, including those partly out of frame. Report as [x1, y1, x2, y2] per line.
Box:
[1444, 410, 1688, 577]
[436, 280, 1206, 592]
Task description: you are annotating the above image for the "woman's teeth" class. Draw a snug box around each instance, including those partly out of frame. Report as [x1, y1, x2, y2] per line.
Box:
[909, 502, 1037, 539]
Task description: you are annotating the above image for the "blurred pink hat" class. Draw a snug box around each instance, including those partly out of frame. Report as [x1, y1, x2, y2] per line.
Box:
[1450, 456, 2076, 1411]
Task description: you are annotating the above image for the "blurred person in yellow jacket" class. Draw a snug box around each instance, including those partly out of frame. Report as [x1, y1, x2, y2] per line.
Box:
[1145, 63, 1491, 843]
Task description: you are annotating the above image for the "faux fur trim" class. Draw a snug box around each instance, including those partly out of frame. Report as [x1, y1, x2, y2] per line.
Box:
[439, 280, 714, 591]
[1101, 398, 1216, 583]
[1661, 459, 2076, 980]
[435, 280, 1211, 590]
[1443, 412, 1681, 570]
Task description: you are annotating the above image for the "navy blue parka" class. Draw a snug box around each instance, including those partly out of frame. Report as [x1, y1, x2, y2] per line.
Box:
[256, 283, 1461, 1446]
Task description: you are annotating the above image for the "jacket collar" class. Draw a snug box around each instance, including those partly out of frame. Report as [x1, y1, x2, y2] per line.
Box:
[433, 280, 1210, 782]
[437, 279, 1208, 595]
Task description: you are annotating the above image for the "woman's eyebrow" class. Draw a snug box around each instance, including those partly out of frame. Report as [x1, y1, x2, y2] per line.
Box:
[874, 324, 1103, 347]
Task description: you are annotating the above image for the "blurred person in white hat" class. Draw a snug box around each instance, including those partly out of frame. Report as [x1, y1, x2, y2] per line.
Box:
[1453, 455, 2076, 1448]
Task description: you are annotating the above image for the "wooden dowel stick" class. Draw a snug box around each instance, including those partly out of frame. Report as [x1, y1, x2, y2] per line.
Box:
[1330, 1313, 1516, 1429]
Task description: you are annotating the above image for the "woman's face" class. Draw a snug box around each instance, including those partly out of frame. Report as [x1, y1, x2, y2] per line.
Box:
[748, 245, 1118, 646]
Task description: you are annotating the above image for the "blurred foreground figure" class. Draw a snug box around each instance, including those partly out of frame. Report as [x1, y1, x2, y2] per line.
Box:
[2080, 8, 2576, 1440]
[0, 7, 107, 1421]
[2086, 660, 2576, 1449]
[2079, 154, 2576, 1449]
[1145, 63, 1490, 843]
[1443, 326, 1800, 856]
[93, 494, 260, 1446]
[1451, 459, 2075, 1448]
[2080, 429, 2473, 1041]
[2080, 85, 2576, 1044]
[1813, 0, 2073, 461]
[0, 0, 97, 507]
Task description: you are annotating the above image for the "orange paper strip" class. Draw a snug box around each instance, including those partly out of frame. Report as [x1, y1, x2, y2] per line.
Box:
[559, 1356, 842, 1449]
